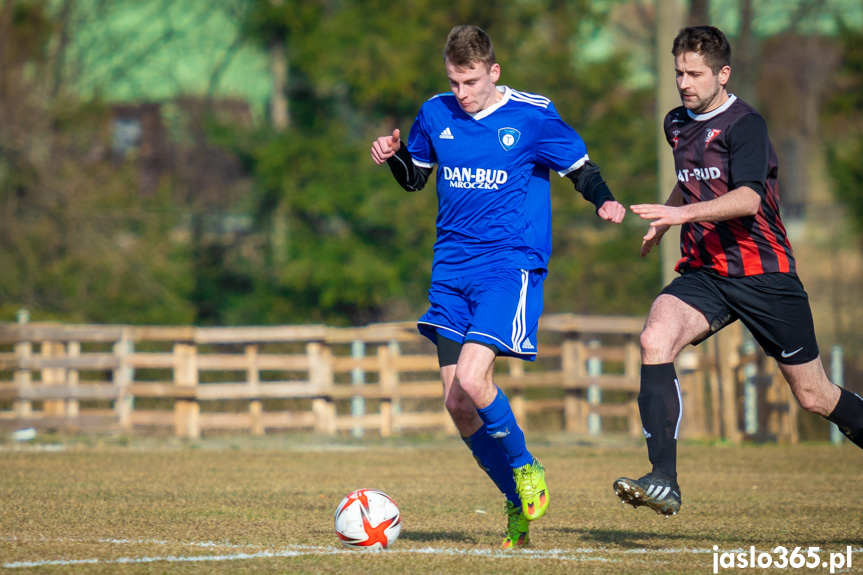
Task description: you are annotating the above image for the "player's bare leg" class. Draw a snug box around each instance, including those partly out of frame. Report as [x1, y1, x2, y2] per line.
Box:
[614, 295, 711, 516]
[452, 343, 498, 409]
[777, 357, 840, 417]
[455, 343, 549, 522]
[441, 349, 531, 548]
[640, 294, 711, 364]
[779, 358, 863, 448]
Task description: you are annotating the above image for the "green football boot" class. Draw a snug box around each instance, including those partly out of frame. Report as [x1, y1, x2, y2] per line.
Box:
[501, 500, 530, 550]
[513, 457, 549, 521]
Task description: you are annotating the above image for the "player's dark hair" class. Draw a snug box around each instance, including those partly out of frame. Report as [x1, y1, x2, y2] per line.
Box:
[443, 25, 496, 71]
[672, 26, 731, 74]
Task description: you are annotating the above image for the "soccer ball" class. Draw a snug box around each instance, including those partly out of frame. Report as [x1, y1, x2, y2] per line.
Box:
[334, 488, 402, 550]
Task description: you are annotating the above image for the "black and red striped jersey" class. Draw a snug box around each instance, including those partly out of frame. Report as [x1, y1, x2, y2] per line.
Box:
[664, 95, 795, 277]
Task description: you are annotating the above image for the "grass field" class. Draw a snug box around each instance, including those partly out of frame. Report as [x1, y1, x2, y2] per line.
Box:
[1, 432, 861, 574]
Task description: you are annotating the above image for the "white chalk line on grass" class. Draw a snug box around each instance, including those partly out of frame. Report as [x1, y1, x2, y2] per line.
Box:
[2, 548, 623, 569]
[4, 538, 860, 569]
[0, 536, 265, 551]
[0, 536, 675, 569]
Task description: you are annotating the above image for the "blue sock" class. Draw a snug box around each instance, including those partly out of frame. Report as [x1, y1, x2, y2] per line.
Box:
[462, 426, 521, 506]
[477, 387, 533, 468]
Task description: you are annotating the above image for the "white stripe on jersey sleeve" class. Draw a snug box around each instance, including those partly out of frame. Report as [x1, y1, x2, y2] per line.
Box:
[558, 155, 589, 177]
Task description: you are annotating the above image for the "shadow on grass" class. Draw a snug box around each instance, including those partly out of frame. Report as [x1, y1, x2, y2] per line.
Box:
[558, 527, 863, 549]
[400, 531, 478, 544]
[559, 527, 694, 548]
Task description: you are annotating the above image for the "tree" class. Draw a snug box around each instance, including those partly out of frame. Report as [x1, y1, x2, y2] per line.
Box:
[824, 26, 863, 238]
[0, 0, 195, 324]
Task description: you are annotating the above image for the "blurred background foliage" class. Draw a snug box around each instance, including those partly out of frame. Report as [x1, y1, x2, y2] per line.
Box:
[1, 0, 862, 357]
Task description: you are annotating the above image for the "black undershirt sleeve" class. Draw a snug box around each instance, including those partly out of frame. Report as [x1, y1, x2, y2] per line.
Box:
[386, 145, 432, 192]
[727, 113, 770, 197]
[565, 160, 615, 210]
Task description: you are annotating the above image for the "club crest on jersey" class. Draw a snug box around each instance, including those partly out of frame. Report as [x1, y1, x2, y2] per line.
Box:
[498, 127, 521, 151]
[704, 128, 722, 146]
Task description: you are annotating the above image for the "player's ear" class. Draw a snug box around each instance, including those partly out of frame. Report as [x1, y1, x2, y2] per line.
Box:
[490, 63, 501, 83]
[718, 65, 731, 87]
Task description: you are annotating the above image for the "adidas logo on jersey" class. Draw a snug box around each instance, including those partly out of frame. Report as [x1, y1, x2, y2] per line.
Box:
[439, 127, 454, 139]
[521, 338, 534, 350]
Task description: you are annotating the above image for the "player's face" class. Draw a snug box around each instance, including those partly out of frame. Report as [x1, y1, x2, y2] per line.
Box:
[675, 51, 730, 114]
[445, 60, 501, 114]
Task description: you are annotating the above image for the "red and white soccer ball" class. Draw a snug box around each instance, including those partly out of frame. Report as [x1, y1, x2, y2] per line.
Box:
[334, 488, 402, 550]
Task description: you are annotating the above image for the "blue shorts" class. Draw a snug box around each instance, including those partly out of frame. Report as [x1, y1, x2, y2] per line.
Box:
[417, 269, 546, 360]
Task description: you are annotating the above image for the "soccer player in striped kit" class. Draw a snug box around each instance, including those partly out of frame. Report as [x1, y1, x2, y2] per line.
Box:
[614, 25, 863, 517]
[371, 25, 625, 547]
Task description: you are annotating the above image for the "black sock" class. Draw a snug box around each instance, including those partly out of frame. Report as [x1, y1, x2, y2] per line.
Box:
[826, 388, 863, 449]
[638, 363, 682, 483]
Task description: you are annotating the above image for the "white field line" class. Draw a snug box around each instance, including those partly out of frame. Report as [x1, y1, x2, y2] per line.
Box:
[2, 538, 861, 569]
[2, 542, 622, 568]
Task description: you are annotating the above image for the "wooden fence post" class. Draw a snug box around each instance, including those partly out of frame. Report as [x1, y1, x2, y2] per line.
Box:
[377, 344, 394, 437]
[676, 348, 705, 439]
[716, 324, 743, 443]
[389, 341, 402, 434]
[308, 342, 335, 435]
[624, 334, 643, 437]
[14, 337, 32, 419]
[246, 344, 264, 436]
[707, 342, 722, 438]
[114, 330, 134, 431]
[41, 341, 65, 417]
[173, 343, 199, 439]
[759, 356, 798, 444]
[562, 336, 587, 433]
[507, 357, 527, 429]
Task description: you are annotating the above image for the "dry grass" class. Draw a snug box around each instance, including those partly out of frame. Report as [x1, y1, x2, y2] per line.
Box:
[0, 433, 861, 574]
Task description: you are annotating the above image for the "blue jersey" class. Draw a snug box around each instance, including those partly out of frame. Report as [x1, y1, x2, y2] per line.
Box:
[407, 86, 589, 280]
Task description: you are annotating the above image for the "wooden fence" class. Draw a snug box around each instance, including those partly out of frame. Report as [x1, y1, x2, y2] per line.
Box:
[0, 315, 798, 443]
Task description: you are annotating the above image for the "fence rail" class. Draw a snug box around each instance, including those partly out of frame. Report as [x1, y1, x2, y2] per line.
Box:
[0, 315, 798, 442]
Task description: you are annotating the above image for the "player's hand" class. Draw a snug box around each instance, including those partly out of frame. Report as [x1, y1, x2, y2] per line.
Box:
[371, 128, 402, 165]
[640, 223, 670, 257]
[597, 200, 625, 223]
[630, 203, 688, 227]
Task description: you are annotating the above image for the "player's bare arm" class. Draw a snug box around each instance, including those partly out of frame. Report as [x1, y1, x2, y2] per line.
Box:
[632, 185, 759, 228]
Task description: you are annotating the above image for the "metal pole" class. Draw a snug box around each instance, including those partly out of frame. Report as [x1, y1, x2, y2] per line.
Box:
[587, 340, 602, 436]
[742, 336, 758, 436]
[351, 340, 365, 438]
[830, 345, 844, 445]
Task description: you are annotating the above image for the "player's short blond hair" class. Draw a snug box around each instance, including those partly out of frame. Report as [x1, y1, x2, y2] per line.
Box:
[442, 25, 496, 71]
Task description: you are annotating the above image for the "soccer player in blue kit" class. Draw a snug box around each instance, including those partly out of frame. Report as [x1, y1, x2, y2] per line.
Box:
[371, 25, 625, 549]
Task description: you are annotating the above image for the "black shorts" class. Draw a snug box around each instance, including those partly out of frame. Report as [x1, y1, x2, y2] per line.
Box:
[661, 269, 819, 365]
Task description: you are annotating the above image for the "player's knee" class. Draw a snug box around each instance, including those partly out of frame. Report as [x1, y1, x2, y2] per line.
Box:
[444, 390, 474, 421]
[453, 368, 484, 401]
[640, 328, 672, 362]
